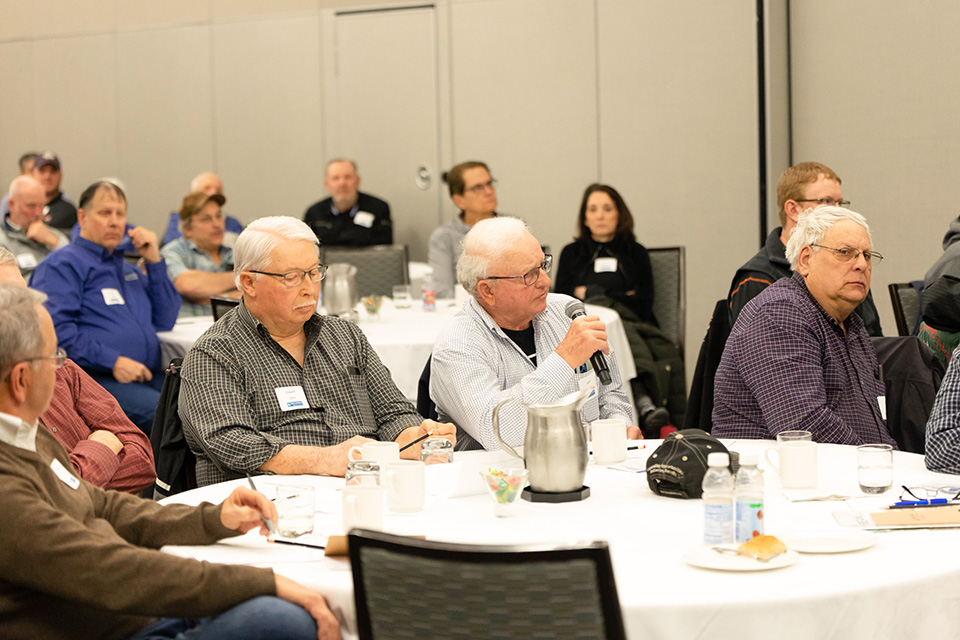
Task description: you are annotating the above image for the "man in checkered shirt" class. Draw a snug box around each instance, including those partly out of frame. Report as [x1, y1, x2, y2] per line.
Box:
[430, 217, 638, 451]
[712, 206, 896, 447]
[179, 216, 454, 485]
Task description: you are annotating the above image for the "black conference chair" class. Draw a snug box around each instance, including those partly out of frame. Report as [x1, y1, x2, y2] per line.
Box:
[321, 244, 409, 298]
[888, 281, 923, 337]
[210, 296, 240, 322]
[349, 529, 627, 640]
[147, 358, 195, 500]
[647, 246, 686, 360]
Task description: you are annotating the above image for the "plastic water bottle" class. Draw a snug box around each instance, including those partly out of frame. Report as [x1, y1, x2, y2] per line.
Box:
[422, 274, 436, 312]
[702, 452, 734, 545]
[735, 452, 764, 543]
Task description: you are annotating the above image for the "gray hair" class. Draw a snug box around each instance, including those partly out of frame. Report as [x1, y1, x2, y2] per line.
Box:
[8, 175, 40, 200]
[234, 216, 319, 289]
[325, 158, 358, 175]
[457, 217, 531, 297]
[190, 172, 221, 192]
[0, 284, 47, 378]
[785, 205, 872, 270]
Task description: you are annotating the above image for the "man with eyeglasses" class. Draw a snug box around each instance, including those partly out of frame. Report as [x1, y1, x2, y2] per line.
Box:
[161, 190, 241, 317]
[713, 206, 897, 447]
[0, 284, 341, 640]
[179, 216, 455, 485]
[431, 217, 637, 451]
[727, 162, 883, 336]
[30, 180, 181, 435]
[429, 161, 502, 298]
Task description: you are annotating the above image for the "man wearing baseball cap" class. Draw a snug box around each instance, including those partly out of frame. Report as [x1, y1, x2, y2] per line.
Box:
[31, 152, 77, 232]
[160, 190, 241, 316]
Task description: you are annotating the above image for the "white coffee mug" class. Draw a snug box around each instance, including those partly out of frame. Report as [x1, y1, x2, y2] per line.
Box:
[765, 430, 818, 489]
[349, 441, 400, 464]
[384, 460, 426, 513]
[591, 419, 627, 465]
[342, 485, 384, 532]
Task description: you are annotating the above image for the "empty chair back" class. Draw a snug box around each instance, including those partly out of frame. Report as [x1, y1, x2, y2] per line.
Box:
[210, 296, 240, 322]
[647, 246, 686, 359]
[321, 244, 409, 298]
[349, 529, 627, 640]
[888, 281, 923, 337]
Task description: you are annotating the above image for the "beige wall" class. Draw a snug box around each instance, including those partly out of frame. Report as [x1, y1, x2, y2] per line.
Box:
[4, 0, 953, 385]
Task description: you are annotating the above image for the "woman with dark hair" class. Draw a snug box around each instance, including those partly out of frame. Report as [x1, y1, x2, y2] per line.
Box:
[555, 184, 655, 324]
[555, 184, 672, 431]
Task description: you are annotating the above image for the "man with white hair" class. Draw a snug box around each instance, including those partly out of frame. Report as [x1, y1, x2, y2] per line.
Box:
[0, 175, 67, 277]
[713, 206, 896, 446]
[0, 284, 340, 640]
[179, 216, 454, 485]
[430, 217, 637, 451]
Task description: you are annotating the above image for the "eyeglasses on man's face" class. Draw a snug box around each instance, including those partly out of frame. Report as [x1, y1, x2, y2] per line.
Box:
[796, 197, 851, 207]
[249, 263, 328, 288]
[483, 254, 553, 286]
[811, 244, 884, 266]
[464, 178, 497, 195]
[24, 347, 67, 369]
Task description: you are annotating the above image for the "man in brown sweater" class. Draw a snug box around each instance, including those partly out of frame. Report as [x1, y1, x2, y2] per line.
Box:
[0, 284, 340, 640]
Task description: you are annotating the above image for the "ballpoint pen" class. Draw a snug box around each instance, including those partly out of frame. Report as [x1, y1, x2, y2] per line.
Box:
[246, 473, 278, 536]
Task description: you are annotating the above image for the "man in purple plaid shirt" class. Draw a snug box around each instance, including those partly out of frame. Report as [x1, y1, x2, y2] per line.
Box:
[713, 206, 897, 447]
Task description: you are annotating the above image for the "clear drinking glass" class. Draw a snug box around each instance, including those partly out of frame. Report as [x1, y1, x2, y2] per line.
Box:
[276, 485, 315, 537]
[345, 460, 381, 486]
[420, 437, 454, 465]
[857, 444, 894, 494]
[392, 284, 412, 309]
[480, 467, 528, 517]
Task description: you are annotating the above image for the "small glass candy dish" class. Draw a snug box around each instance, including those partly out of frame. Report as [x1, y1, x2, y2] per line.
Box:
[480, 467, 528, 517]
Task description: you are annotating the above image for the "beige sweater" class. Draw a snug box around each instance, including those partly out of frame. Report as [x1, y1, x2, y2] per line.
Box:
[0, 426, 276, 640]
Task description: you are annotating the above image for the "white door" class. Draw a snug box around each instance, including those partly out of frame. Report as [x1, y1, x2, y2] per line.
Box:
[324, 5, 442, 262]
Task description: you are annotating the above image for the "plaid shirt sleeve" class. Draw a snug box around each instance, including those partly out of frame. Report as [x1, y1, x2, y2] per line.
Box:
[926, 344, 960, 473]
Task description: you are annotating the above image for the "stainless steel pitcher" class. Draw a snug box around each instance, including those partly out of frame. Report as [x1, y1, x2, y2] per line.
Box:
[323, 263, 358, 323]
[492, 388, 591, 493]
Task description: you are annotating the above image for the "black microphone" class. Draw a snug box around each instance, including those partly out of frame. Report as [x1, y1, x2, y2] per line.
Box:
[564, 300, 612, 385]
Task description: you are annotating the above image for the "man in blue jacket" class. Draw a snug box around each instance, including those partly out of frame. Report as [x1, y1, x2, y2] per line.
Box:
[31, 180, 180, 433]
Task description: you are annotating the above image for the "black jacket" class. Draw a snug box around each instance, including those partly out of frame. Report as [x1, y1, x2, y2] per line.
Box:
[303, 191, 392, 247]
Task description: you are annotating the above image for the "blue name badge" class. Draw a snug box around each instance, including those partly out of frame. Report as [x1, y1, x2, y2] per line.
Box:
[275, 386, 309, 412]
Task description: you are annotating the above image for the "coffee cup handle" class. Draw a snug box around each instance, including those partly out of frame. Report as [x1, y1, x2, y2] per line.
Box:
[765, 448, 780, 473]
[348, 446, 363, 462]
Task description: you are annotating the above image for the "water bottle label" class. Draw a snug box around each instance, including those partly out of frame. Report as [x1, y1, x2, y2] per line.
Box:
[735, 500, 764, 543]
[703, 502, 734, 545]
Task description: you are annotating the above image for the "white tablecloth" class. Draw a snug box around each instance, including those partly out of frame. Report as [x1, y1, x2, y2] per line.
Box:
[156, 300, 638, 421]
[162, 442, 960, 640]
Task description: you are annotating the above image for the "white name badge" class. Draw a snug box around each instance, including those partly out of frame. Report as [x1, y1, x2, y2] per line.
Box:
[594, 257, 618, 273]
[275, 385, 309, 411]
[16, 253, 37, 270]
[878, 395, 887, 421]
[101, 288, 125, 306]
[354, 211, 375, 229]
[578, 369, 598, 400]
[50, 458, 80, 490]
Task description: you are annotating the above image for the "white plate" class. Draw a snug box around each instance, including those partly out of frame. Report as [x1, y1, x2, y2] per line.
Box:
[683, 546, 799, 572]
[782, 530, 878, 554]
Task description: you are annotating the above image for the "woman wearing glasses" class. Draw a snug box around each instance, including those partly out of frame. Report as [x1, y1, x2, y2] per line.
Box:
[555, 183, 677, 433]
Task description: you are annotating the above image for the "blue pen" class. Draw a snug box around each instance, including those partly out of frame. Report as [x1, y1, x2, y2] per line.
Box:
[890, 498, 949, 509]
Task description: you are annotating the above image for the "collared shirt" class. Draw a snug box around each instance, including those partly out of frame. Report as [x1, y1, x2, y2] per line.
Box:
[0, 411, 38, 452]
[29, 236, 181, 374]
[428, 215, 472, 299]
[713, 272, 895, 447]
[0, 213, 68, 278]
[179, 302, 421, 486]
[303, 192, 392, 247]
[431, 293, 633, 451]
[160, 238, 235, 317]
[42, 359, 155, 492]
[924, 343, 960, 473]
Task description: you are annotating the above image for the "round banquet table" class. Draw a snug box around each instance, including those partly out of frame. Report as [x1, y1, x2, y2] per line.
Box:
[161, 440, 960, 640]
[155, 299, 638, 421]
